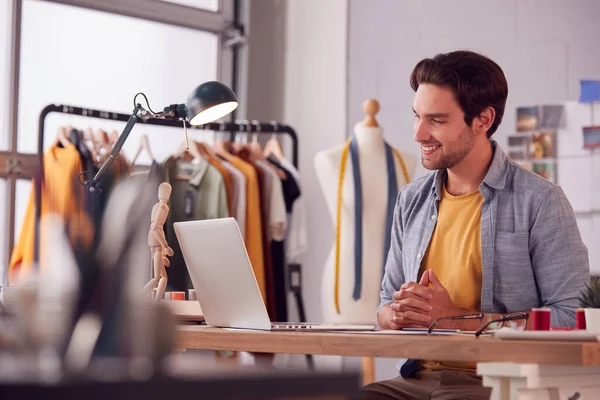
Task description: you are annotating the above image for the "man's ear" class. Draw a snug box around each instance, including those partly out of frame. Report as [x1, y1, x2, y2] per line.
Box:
[473, 107, 496, 136]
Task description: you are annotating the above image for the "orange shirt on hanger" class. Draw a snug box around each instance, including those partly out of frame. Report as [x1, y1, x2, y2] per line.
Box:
[9, 143, 93, 283]
[228, 156, 266, 302]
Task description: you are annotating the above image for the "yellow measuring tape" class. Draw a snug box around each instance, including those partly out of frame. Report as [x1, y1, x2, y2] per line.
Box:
[334, 138, 410, 314]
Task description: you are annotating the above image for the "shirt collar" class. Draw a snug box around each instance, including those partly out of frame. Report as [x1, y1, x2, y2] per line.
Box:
[432, 140, 508, 200]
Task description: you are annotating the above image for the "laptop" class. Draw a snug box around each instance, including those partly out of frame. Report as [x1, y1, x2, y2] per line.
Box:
[173, 217, 375, 331]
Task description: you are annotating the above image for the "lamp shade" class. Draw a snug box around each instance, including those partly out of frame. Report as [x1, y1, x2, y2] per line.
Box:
[185, 81, 239, 125]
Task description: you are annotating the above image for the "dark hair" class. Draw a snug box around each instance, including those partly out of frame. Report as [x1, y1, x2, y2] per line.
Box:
[410, 50, 508, 138]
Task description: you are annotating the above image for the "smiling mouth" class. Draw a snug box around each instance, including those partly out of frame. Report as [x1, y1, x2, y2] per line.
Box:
[421, 144, 441, 154]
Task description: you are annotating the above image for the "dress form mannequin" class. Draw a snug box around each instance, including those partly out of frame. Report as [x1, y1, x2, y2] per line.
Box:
[314, 99, 417, 324]
[142, 182, 175, 300]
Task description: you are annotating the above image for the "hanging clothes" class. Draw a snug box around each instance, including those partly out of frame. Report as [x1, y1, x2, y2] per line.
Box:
[227, 155, 267, 304]
[162, 156, 229, 290]
[221, 160, 247, 240]
[9, 143, 94, 283]
[236, 149, 275, 319]
[255, 159, 287, 321]
[267, 157, 304, 322]
[206, 156, 234, 217]
[278, 158, 308, 265]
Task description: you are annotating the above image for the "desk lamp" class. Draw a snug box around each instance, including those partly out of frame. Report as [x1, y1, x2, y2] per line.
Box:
[85, 81, 238, 193]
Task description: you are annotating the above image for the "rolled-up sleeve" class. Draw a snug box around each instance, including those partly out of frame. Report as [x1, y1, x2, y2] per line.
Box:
[529, 186, 590, 327]
[377, 193, 407, 319]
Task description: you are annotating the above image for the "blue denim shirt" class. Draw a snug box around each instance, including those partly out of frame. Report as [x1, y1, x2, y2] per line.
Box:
[378, 141, 590, 376]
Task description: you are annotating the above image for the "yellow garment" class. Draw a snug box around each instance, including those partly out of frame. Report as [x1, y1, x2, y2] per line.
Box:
[229, 156, 266, 301]
[334, 139, 410, 314]
[9, 144, 93, 284]
[419, 184, 484, 372]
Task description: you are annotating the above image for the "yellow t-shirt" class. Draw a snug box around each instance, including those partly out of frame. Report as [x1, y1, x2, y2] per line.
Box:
[419, 184, 484, 372]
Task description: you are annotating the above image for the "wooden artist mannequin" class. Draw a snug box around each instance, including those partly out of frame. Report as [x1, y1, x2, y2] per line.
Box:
[143, 182, 174, 300]
[314, 99, 417, 324]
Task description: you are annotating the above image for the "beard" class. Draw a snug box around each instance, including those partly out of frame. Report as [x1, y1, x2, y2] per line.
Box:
[421, 127, 475, 170]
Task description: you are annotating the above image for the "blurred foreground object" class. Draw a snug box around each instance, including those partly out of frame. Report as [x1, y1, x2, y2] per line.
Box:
[0, 175, 177, 382]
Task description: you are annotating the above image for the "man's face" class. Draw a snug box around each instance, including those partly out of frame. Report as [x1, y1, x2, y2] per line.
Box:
[412, 83, 475, 170]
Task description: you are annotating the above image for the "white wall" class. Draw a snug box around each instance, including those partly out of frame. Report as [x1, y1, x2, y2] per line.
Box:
[283, 0, 349, 369]
[0, 0, 10, 152]
[0, 0, 13, 283]
[346, 0, 600, 380]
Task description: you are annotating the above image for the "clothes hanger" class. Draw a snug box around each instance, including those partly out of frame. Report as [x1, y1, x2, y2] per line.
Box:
[193, 126, 218, 159]
[52, 126, 72, 148]
[213, 121, 236, 161]
[263, 120, 285, 163]
[130, 134, 156, 167]
[248, 120, 286, 179]
[232, 120, 249, 153]
[173, 137, 203, 162]
[109, 130, 119, 145]
[93, 128, 111, 162]
[82, 127, 99, 162]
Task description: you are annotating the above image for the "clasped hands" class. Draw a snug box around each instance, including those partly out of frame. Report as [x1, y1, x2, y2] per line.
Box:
[388, 269, 463, 330]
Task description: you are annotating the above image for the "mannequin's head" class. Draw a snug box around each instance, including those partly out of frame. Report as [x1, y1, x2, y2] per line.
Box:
[158, 182, 172, 202]
[410, 50, 508, 170]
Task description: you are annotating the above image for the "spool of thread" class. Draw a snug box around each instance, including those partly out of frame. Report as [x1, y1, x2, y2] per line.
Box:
[532, 307, 551, 330]
[576, 308, 586, 330]
[171, 291, 185, 301]
[188, 289, 198, 301]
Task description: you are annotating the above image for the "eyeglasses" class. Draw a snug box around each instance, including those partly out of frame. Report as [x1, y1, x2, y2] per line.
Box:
[427, 312, 529, 337]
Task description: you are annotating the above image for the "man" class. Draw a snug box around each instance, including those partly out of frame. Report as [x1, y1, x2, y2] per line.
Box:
[359, 50, 589, 399]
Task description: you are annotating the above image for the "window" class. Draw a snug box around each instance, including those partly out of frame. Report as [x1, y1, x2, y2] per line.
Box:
[158, 0, 219, 12]
[1, 0, 241, 282]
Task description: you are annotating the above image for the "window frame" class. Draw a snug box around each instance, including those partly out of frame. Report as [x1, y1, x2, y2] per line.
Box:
[0, 0, 246, 282]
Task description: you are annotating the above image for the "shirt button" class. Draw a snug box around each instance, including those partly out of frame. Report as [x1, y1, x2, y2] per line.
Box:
[417, 253, 422, 259]
[431, 215, 437, 220]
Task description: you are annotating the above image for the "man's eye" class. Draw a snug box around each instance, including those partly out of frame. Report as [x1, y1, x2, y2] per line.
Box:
[432, 119, 445, 124]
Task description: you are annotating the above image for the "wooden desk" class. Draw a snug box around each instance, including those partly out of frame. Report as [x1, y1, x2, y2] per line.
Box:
[177, 326, 600, 400]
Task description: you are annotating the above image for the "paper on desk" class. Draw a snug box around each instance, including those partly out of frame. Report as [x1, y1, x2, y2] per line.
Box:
[350, 328, 489, 336]
[494, 327, 600, 341]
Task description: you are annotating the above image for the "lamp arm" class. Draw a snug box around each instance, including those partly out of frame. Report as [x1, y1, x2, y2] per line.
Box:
[86, 104, 152, 193]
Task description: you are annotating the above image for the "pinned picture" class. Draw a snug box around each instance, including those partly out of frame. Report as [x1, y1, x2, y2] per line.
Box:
[540, 105, 565, 129]
[529, 132, 556, 159]
[583, 126, 600, 149]
[508, 134, 530, 160]
[532, 162, 556, 183]
[517, 106, 539, 132]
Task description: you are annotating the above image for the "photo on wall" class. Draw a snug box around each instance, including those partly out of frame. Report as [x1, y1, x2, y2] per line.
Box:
[540, 104, 565, 129]
[532, 161, 556, 183]
[529, 132, 556, 159]
[583, 126, 600, 149]
[517, 106, 539, 131]
[508, 135, 530, 160]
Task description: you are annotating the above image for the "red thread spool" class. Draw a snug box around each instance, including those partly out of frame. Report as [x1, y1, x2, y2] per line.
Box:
[171, 291, 185, 301]
[532, 308, 551, 330]
[576, 308, 586, 330]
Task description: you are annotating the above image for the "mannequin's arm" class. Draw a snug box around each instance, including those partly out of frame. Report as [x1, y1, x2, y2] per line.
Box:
[151, 204, 173, 255]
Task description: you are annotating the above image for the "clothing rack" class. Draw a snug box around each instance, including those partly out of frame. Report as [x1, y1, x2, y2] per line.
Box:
[37, 104, 299, 167]
[35, 104, 313, 370]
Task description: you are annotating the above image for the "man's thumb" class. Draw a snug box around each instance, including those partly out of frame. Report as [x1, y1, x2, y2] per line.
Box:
[419, 269, 430, 287]
[429, 269, 442, 287]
